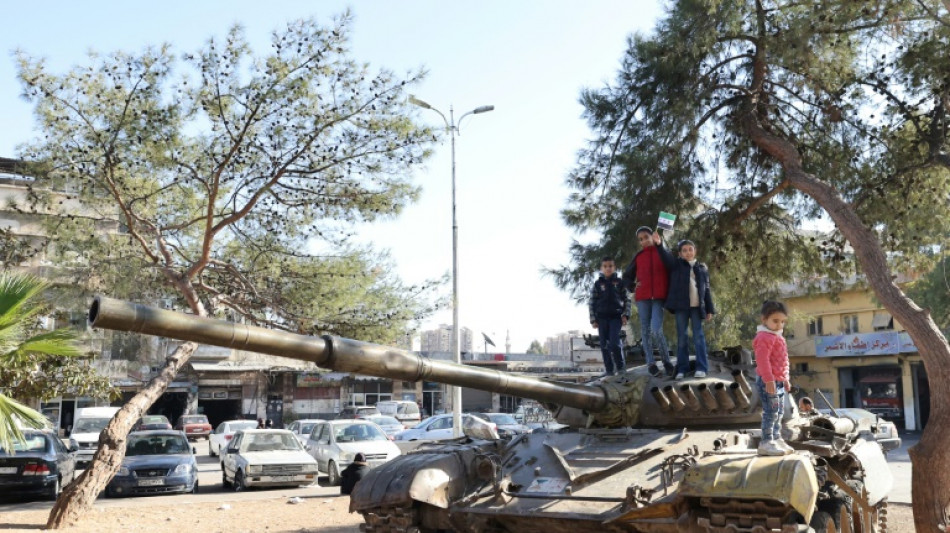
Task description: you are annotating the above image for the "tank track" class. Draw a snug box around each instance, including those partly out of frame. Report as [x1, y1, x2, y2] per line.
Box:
[358, 507, 419, 533]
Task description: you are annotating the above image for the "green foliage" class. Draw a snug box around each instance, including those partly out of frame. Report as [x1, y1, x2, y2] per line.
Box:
[13, 12, 440, 340]
[526, 340, 546, 355]
[907, 255, 950, 331]
[0, 272, 114, 452]
[555, 0, 950, 346]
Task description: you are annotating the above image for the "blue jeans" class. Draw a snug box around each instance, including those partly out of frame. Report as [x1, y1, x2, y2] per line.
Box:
[675, 308, 708, 374]
[597, 317, 625, 374]
[636, 299, 671, 366]
[756, 376, 785, 442]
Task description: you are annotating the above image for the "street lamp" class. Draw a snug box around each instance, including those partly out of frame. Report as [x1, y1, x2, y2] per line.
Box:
[410, 95, 494, 437]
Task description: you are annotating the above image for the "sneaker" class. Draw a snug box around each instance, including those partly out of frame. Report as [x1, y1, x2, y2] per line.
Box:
[675, 373, 685, 380]
[648, 363, 661, 377]
[694, 371, 706, 378]
[757, 441, 787, 456]
[775, 439, 795, 453]
[664, 362, 676, 377]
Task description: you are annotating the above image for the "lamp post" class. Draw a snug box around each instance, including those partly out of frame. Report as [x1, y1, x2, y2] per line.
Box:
[410, 95, 494, 437]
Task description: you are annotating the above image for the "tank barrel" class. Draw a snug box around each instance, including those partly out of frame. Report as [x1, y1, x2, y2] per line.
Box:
[89, 297, 608, 413]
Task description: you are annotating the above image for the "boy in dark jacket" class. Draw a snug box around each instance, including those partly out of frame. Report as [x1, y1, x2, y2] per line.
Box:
[589, 257, 632, 376]
[662, 240, 715, 379]
[340, 452, 369, 495]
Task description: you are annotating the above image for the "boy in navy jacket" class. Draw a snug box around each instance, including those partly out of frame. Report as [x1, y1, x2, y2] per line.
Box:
[589, 257, 632, 376]
[662, 240, 715, 379]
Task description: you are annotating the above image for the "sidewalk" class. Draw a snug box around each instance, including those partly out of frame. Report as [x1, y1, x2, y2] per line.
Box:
[886, 430, 918, 504]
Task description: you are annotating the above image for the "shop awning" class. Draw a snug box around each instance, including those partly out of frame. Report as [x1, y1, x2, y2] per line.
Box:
[871, 312, 893, 330]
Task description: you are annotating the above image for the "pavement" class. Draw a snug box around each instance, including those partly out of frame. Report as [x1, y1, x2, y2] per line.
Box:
[886, 430, 917, 504]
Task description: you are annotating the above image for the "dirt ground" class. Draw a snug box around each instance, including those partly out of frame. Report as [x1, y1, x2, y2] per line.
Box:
[0, 498, 915, 533]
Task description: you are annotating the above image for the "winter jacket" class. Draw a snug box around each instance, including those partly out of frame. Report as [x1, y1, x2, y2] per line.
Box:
[753, 326, 790, 382]
[588, 273, 631, 322]
[340, 462, 369, 495]
[663, 257, 716, 316]
[623, 242, 673, 301]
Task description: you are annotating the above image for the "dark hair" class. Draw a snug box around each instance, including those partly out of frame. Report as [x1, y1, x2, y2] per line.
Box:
[800, 397, 813, 407]
[677, 239, 696, 250]
[760, 300, 788, 318]
[354, 452, 367, 463]
[635, 226, 653, 236]
[601, 256, 615, 264]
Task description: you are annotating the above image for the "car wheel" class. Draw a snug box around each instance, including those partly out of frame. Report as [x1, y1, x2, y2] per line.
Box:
[191, 480, 199, 494]
[209, 441, 216, 457]
[233, 470, 246, 492]
[46, 477, 61, 501]
[327, 461, 341, 486]
[222, 470, 232, 489]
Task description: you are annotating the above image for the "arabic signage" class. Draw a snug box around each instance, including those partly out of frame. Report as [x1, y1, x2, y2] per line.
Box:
[296, 374, 340, 388]
[815, 331, 917, 357]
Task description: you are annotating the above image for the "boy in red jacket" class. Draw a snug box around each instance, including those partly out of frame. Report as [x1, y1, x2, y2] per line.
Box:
[754, 300, 793, 456]
[623, 227, 675, 376]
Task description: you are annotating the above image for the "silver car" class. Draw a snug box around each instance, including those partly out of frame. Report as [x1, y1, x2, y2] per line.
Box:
[305, 420, 400, 486]
[362, 415, 404, 437]
[285, 419, 325, 445]
[221, 429, 318, 491]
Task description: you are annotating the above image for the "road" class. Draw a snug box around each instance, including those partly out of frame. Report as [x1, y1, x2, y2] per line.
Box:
[886, 430, 917, 504]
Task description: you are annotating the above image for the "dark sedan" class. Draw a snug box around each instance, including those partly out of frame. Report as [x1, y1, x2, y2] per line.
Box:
[134, 415, 173, 431]
[106, 430, 198, 497]
[0, 430, 77, 500]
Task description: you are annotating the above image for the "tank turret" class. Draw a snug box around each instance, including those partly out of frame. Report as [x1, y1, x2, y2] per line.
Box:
[89, 296, 761, 429]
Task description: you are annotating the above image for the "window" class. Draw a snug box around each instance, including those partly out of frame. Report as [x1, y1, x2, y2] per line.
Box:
[842, 315, 859, 334]
[807, 317, 824, 336]
[872, 312, 894, 331]
[794, 363, 809, 373]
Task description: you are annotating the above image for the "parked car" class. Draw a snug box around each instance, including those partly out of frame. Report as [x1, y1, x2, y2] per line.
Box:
[393, 413, 486, 442]
[817, 408, 901, 453]
[470, 412, 530, 436]
[221, 429, 318, 491]
[175, 414, 212, 441]
[0, 429, 77, 500]
[305, 420, 400, 486]
[134, 415, 173, 432]
[362, 415, 404, 437]
[69, 406, 120, 466]
[285, 419, 325, 445]
[375, 400, 422, 428]
[208, 420, 259, 457]
[106, 430, 197, 497]
[336, 405, 380, 419]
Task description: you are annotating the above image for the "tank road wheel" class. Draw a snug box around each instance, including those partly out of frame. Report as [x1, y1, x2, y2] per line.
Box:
[328, 460, 341, 486]
[810, 511, 839, 533]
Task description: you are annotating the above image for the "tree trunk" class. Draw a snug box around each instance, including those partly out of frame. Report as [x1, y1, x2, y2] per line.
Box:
[46, 341, 198, 529]
[741, 111, 950, 532]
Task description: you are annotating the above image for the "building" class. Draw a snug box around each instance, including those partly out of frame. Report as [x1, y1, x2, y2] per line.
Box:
[419, 324, 473, 353]
[544, 330, 583, 357]
[784, 277, 928, 431]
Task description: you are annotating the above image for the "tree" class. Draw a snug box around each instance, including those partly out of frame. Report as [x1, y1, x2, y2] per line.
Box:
[526, 339, 546, 355]
[15, 13, 439, 527]
[0, 273, 105, 452]
[907, 254, 950, 331]
[560, 1, 950, 529]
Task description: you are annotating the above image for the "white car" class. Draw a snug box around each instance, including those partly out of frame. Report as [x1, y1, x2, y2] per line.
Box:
[221, 429, 318, 491]
[208, 420, 259, 457]
[393, 413, 478, 441]
[305, 420, 401, 486]
[362, 415, 404, 437]
[285, 419, 325, 445]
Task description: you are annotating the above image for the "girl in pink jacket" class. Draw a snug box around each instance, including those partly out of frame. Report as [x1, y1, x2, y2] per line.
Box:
[753, 300, 792, 456]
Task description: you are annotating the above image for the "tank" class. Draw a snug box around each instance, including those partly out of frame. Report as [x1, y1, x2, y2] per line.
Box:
[89, 297, 892, 533]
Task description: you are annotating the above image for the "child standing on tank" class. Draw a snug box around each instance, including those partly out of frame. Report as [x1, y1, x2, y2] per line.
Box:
[754, 300, 793, 456]
[589, 256, 631, 376]
[663, 240, 715, 380]
[623, 227, 675, 376]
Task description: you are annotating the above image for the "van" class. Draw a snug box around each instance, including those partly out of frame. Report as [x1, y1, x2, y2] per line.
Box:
[375, 401, 421, 428]
[69, 406, 121, 465]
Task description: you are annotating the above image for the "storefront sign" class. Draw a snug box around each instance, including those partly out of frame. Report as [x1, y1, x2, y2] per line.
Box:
[815, 331, 917, 357]
[296, 374, 340, 388]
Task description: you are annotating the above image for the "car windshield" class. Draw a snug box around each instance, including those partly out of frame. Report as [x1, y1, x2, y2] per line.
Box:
[369, 416, 400, 426]
[140, 416, 169, 425]
[0, 434, 47, 455]
[334, 423, 388, 442]
[488, 414, 518, 425]
[228, 421, 258, 432]
[74, 417, 111, 433]
[127, 434, 190, 456]
[299, 422, 318, 435]
[181, 416, 208, 424]
[243, 433, 301, 452]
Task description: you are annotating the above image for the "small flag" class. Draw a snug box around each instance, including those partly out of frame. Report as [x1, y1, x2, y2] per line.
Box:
[482, 333, 496, 347]
[657, 212, 677, 231]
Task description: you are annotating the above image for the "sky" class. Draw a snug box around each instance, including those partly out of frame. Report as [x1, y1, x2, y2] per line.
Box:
[0, 1, 666, 353]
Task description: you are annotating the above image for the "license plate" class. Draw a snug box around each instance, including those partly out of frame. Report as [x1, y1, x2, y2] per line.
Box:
[138, 478, 164, 486]
[0, 467, 17, 474]
[188, 428, 199, 432]
[268, 475, 294, 482]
